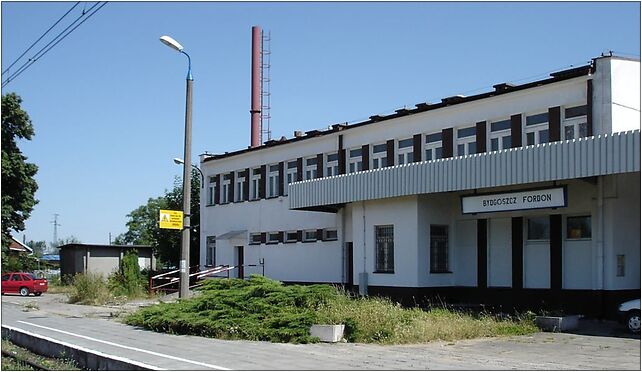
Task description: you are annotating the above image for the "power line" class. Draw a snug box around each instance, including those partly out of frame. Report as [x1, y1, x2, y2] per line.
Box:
[2, 2, 80, 76]
[2, 2, 108, 88]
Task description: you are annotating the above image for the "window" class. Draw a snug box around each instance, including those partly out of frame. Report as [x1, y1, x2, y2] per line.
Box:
[1, 274, 9, 281]
[397, 138, 414, 165]
[457, 126, 476, 156]
[206, 236, 216, 266]
[267, 231, 280, 244]
[323, 229, 338, 241]
[348, 148, 363, 173]
[375, 225, 394, 273]
[11, 274, 21, 281]
[249, 233, 262, 245]
[527, 217, 550, 240]
[371, 143, 388, 169]
[250, 168, 261, 200]
[286, 160, 298, 194]
[305, 157, 317, 180]
[326, 153, 339, 176]
[207, 176, 216, 205]
[425, 132, 443, 161]
[617, 254, 626, 277]
[304, 230, 317, 242]
[563, 105, 588, 140]
[221, 174, 231, 203]
[235, 171, 246, 202]
[285, 231, 298, 243]
[525, 112, 549, 146]
[489, 119, 511, 151]
[430, 225, 449, 273]
[268, 164, 279, 197]
[567, 216, 591, 239]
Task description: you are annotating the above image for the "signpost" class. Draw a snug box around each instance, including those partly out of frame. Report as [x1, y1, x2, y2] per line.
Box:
[461, 187, 567, 214]
[159, 209, 184, 230]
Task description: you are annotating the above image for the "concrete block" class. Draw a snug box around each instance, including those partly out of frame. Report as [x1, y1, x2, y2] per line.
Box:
[535, 315, 581, 332]
[310, 324, 345, 343]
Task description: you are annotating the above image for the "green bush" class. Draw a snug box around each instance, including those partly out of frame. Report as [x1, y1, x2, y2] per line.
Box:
[125, 275, 537, 344]
[67, 273, 111, 305]
[108, 250, 147, 298]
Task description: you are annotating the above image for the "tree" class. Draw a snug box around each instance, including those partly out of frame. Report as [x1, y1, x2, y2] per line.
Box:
[26, 240, 47, 258]
[2, 93, 38, 267]
[115, 168, 200, 267]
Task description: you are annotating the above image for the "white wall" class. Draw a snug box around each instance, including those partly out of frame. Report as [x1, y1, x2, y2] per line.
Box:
[523, 241, 550, 289]
[453, 219, 477, 287]
[352, 197, 419, 287]
[593, 57, 641, 134]
[604, 172, 641, 290]
[488, 218, 512, 287]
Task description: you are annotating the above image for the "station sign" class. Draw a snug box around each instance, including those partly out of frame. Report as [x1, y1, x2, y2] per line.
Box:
[461, 186, 567, 214]
[159, 209, 183, 230]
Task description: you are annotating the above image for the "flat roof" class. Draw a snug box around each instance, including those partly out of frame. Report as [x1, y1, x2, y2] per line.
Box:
[58, 244, 152, 250]
[203, 60, 596, 164]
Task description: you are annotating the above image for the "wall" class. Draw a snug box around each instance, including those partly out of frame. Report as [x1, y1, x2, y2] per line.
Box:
[87, 247, 120, 279]
[352, 197, 419, 287]
[609, 58, 641, 133]
[604, 172, 641, 290]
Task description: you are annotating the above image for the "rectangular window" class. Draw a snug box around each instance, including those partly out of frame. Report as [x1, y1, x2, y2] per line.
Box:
[527, 217, 550, 240]
[372, 143, 388, 169]
[563, 105, 588, 140]
[375, 225, 394, 273]
[348, 148, 363, 173]
[250, 168, 261, 200]
[285, 231, 298, 243]
[249, 233, 262, 245]
[268, 164, 279, 197]
[206, 236, 216, 266]
[567, 216, 591, 239]
[286, 160, 298, 193]
[617, 254, 626, 277]
[456, 126, 476, 156]
[397, 138, 414, 165]
[235, 172, 246, 202]
[326, 153, 339, 176]
[207, 176, 215, 205]
[267, 232, 280, 244]
[490, 119, 512, 151]
[525, 112, 550, 146]
[425, 132, 443, 161]
[221, 183, 230, 203]
[303, 230, 317, 242]
[430, 225, 449, 273]
[305, 157, 317, 180]
[323, 229, 338, 241]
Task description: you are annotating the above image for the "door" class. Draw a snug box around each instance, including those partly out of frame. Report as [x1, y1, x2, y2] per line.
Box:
[346, 242, 353, 286]
[488, 218, 512, 287]
[8, 273, 23, 293]
[236, 246, 244, 279]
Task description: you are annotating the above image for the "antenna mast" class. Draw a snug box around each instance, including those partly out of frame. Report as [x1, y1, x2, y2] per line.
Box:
[260, 30, 272, 143]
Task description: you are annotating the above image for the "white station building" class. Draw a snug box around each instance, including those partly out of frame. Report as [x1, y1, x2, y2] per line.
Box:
[199, 55, 640, 318]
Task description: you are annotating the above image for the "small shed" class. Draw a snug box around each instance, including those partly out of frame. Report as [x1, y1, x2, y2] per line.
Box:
[59, 244, 155, 279]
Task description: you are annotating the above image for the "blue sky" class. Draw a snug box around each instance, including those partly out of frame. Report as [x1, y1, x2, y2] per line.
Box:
[2, 1, 640, 247]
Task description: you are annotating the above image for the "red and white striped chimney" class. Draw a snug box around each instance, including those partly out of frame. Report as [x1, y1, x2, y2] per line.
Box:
[250, 26, 261, 148]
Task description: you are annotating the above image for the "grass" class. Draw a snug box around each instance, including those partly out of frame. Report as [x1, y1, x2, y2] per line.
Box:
[67, 272, 113, 306]
[1, 340, 81, 370]
[125, 275, 538, 344]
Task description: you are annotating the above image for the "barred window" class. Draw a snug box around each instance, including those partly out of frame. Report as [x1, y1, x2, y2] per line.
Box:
[430, 225, 449, 273]
[375, 225, 394, 273]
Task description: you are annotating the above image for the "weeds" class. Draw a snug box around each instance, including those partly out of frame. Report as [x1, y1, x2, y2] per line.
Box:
[67, 272, 111, 305]
[126, 275, 537, 344]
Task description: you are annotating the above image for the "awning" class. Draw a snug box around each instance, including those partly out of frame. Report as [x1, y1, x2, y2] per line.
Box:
[217, 230, 247, 240]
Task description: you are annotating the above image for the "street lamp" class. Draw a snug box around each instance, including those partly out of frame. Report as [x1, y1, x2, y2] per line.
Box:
[160, 35, 193, 299]
[173, 158, 204, 188]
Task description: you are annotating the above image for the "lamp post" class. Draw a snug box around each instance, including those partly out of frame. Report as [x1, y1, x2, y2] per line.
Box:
[160, 35, 193, 299]
[173, 158, 204, 188]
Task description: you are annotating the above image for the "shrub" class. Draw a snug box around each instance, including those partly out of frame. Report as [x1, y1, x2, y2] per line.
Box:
[67, 272, 111, 305]
[108, 250, 147, 298]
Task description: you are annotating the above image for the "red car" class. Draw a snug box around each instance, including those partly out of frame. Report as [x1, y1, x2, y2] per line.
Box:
[1, 272, 48, 296]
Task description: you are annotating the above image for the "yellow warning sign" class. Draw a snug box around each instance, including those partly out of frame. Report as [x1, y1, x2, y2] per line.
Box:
[159, 209, 183, 230]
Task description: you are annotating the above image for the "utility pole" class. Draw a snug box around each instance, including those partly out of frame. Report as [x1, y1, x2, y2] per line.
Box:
[109, 232, 112, 245]
[50, 214, 61, 252]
